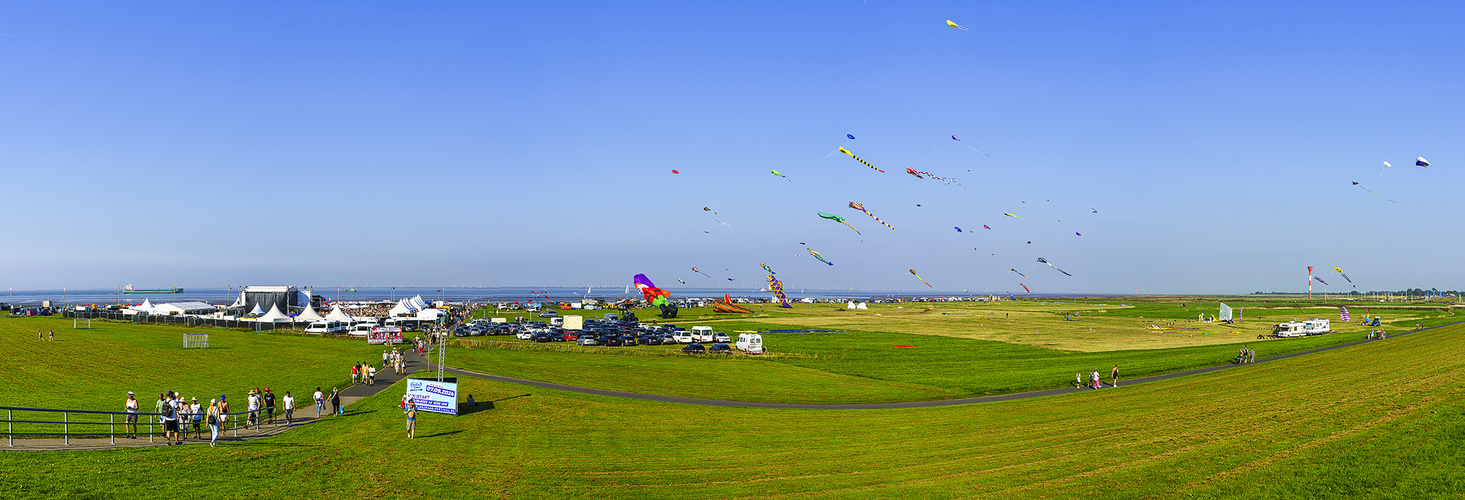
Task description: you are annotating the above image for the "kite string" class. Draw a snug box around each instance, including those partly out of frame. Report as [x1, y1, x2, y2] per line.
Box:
[1227, 188, 1384, 295]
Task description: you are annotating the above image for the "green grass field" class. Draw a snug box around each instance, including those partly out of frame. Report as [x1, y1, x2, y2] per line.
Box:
[0, 315, 388, 411]
[4, 321, 1464, 498]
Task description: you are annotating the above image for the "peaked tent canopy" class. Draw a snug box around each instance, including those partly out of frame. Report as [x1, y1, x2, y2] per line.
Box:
[325, 305, 354, 322]
[259, 303, 291, 322]
[296, 304, 325, 322]
[248, 304, 265, 316]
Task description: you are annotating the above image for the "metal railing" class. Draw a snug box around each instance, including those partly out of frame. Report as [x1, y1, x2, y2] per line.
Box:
[0, 406, 297, 447]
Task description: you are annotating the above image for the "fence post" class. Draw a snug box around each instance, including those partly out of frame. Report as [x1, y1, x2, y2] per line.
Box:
[64, 412, 69, 446]
[7, 409, 11, 446]
[149, 415, 153, 443]
[110, 413, 115, 445]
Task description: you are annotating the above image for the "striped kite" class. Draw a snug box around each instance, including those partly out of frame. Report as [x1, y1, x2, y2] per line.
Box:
[1004, 212, 1021, 219]
[839, 147, 885, 173]
[1334, 267, 1355, 287]
[849, 202, 895, 231]
[1037, 257, 1072, 276]
[1009, 268, 1027, 278]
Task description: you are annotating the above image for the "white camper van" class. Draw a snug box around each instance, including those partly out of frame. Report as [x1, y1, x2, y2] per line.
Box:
[735, 333, 764, 354]
[305, 320, 347, 334]
[691, 326, 715, 343]
[1271, 318, 1331, 337]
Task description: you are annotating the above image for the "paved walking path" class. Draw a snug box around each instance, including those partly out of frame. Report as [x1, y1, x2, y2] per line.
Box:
[4, 345, 432, 451]
[428, 321, 1461, 410]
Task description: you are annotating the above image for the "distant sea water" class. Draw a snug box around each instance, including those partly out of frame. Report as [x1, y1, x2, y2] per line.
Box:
[0, 286, 1065, 306]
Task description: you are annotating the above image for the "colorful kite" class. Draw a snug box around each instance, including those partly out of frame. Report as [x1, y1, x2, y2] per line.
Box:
[1091, 208, 1098, 213]
[761, 263, 776, 275]
[1314, 276, 1329, 286]
[1004, 212, 1021, 219]
[768, 275, 792, 308]
[983, 225, 991, 230]
[955, 227, 963, 232]
[905, 168, 963, 186]
[1037, 257, 1073, 276]
[1020, 283, 1031, 293]
[677, 279, 686, 284]
[807, 248, 833, 266]
[1334, 266, 1355, 287]
[818, 212, 861, 235]
[633, 274, 671, 307]
[1416, 156, 1430, 167]
[849, 202, 895, 231]
[692, 267, 711, 278]
[771, 169, 790, 181]
[909, 269, 933, 288]
[1009, 268, 1027, 278]
[712, 293, 753, 314]
[945, 19, 968, 31]
[1340, 306, 1351, 322]
[847, 134, 856, 140]
[1075, 232, 1082, 236]
[838, 147, 885, 172]
[671, 170, 680, 174]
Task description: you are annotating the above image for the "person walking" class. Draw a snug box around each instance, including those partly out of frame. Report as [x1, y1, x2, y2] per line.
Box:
[351, 364, 359, 386]
[1075, 372, 1083, 389]
[48, 330, 54, 341]
[329, 387, 341, 416]
[206, 399, 222, 447]
[124, 391, 139, 438]
[246, 389, 260, 429]
[264, 388, 277, 424]
[282, 391, 295, 426]
[1091, 369, 1101, 389]
[367, 364, 377, 386]
[404, 400, 417, 440]
[1111, 365, 1120, 387]
[313, 387, 324, 417]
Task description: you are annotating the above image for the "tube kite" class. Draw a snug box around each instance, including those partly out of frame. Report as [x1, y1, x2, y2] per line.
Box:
[1334, 267, 1355, 287]
[632, 274, 671, 307]
[761, 263, 776, 275]
[1037, 257, 1073, 276]
[1314, 276, 1329, 286]
[905, 168, 963, 186]
[950, 135, 989, 155]
[692, 267, 711, 278]
[838, 147, 885, 173]
[849, 202, 895, 231]
[771, 169, 790, 181]
[768, 275, 792, 308]
[983, 225, 991, 230]
[818, 212, 861, 235]
[807, 248, 833, 266]
[945, 20, 968, 31]
[1352, 181, 1397, 203]
[1009, 268, 1027, 278]
[1020, 283, 1031, 293]
[910, 269, 933, 288]
[1004, 213, 1021, 219]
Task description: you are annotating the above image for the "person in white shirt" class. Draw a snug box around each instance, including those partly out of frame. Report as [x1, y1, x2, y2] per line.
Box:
[124, 391, 140, 438]
[282, 391, 296, 426]
[367, 364, 377, 386]
[246, 390, 261, 429]
[313, 387, 324, 417]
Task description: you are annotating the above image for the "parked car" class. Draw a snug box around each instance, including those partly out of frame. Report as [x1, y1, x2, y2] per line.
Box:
[538, 310, 558, 318]
[691, 326, 714, 343]
[641, 335, 662, 346]
[681, 343, 706, 354]
[712, 332, 731, 343]
[516, 331, 534, 341]
[710, 343, 732, 354]
[603, 335, 624, 347]
[578, 336, 598, 346]
[672, 330, 694, 344]
[561, 331, 580, 341]
[532, 332, 554, 342]
[621, 335, 637, 347]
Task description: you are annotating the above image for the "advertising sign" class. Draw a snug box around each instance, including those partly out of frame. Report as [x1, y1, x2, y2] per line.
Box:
[405, 377, 458, 416]
[368, 326, 403, 345]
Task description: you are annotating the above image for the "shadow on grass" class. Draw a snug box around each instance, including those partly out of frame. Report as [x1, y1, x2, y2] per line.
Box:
[420, 430, 464, 439]
[455, 393, 529, 415]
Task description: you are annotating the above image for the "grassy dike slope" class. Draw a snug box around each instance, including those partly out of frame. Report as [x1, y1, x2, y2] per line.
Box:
[4, 325, 1465, 498]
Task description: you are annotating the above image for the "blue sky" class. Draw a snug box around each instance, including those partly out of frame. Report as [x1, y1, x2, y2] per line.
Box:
[2, 1, 1461, 293]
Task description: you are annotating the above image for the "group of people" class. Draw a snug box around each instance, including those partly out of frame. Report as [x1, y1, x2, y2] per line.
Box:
[126, 387, 312, 447]
[352, 362, 377, 386]
[1368, 329, 1388, 339]
[1236, 347, 1257, 364]
[313, 386, 343, 417]
[1076, 366, 1120, 389]
[37, 330, 54, 341]
[383, 347, 408, 375]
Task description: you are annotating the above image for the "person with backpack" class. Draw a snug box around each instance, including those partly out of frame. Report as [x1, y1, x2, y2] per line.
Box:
[329, 387, 341, 416]
[206, 399, 222, 447]
[160, 392, 180, 445]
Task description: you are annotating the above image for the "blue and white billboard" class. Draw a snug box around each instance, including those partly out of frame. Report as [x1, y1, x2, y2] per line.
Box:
[405, 377, 458, 416]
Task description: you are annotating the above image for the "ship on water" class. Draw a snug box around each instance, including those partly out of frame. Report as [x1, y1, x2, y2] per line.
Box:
[122, 284, 183, 294]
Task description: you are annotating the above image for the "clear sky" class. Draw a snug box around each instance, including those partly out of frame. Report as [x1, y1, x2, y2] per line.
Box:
[2, 1, 1461, 294]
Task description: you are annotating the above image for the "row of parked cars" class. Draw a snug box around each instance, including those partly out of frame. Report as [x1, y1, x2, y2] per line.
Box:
[455, 318, 764, 353]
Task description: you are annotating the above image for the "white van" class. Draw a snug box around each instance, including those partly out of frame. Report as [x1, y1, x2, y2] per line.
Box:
[349, 323, 377, 337]
[305, 320, 347, 335]
[691, 326, 715, 343]
[735, 333, 764, 354]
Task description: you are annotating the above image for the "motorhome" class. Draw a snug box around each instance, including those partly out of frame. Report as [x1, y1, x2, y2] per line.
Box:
[1302, 318, 1331, 335]
[735, 333, 764, 354]
[1271, 318, 1330, 337]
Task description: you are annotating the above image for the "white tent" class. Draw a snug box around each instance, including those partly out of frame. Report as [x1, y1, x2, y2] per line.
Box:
[296, 304, 325, 322]
[259, 303, 291, 322]
[153, 302, 217, 315]
[416, 308, 444, 321]
[410, 295, 428, 310]
[325, 305, 354, 322]
[248, 304, 265, 316]
[856, 302, 868, 310]
[389, 299, 417, 317]
[847, 301, 857, 310]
